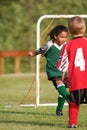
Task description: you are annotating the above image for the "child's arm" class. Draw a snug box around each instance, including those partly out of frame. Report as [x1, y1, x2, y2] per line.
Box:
[62, 72, 66, 82]
[27, 42, 50, 57]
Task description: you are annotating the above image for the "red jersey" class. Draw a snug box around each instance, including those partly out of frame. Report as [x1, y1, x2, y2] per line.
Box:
[56, 37, 87, 92]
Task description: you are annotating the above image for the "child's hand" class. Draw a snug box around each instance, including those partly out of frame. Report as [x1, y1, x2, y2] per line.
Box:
[27, 50, 36, 56]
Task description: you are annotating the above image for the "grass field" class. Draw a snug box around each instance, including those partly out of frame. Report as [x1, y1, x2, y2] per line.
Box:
[0, 74, 87, 130]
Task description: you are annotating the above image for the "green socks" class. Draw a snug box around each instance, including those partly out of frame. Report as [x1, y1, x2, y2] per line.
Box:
[56, 96, 65, 111]
[57, 84, 69, 101]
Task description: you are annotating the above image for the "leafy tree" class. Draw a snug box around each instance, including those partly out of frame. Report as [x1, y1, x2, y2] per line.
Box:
[0, 0, 87, 73]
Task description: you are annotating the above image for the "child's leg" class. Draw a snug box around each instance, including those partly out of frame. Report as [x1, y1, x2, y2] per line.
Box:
[68, 102, 79, 126]
[57, 84, 69, 101]
[56, 95, 65, 112]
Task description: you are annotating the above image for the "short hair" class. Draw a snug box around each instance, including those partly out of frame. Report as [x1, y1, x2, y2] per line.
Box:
[68, 16, 86, 35]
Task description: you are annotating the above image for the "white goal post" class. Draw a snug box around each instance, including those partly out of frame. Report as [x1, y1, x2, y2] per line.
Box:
[36, 14, 87, 107]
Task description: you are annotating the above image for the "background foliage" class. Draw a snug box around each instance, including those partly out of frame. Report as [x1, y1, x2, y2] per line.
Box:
[0, 0, 87, 73]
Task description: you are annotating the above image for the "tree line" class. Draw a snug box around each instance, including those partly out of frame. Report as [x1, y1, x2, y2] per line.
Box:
[0, 0, 87, 73]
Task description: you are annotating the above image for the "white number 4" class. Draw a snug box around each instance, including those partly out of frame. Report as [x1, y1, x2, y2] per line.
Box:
[75, 48, 85, 71]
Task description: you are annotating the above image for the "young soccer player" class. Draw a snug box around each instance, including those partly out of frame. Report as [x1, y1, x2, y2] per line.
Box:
[56, 16, 87, 128]
[28, 25, 69, 116]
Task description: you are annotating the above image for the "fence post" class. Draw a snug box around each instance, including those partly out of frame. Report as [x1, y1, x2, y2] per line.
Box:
[0, 57, 5, 74]
[15, 56, 20, 73]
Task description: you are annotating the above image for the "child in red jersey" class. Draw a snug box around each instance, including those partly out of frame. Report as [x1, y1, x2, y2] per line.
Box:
[56, 16, 87, 128]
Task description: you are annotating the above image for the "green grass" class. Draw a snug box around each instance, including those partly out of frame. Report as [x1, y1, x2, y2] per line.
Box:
[0, 74, 87, 130]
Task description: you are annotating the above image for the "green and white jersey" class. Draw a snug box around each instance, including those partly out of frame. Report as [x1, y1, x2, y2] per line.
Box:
[37, 40, 66, 80]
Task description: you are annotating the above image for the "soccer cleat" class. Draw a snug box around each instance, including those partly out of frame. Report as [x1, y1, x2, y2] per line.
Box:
[56, 110, 63, 116]
[68, 124, 77, 128]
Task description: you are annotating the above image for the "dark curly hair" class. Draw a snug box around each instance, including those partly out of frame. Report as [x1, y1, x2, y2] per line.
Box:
[48, 25, 68, 40]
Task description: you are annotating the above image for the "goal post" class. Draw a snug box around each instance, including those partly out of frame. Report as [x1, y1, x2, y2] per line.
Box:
[36, 14, 87, 107]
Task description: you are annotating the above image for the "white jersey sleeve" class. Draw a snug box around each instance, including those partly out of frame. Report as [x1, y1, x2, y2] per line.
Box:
[56, 47, 69, 72]
[36, 40, 53, 56]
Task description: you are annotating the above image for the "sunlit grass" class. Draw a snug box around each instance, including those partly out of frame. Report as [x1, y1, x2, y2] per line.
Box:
[0, 74, 87, 130]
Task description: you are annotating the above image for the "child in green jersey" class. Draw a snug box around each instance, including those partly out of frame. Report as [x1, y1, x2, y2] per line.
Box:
[28, 25, 69, 116]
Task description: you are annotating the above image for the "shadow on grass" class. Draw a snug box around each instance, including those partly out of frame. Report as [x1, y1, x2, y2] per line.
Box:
[0, 110, 66, 128]
[0, 110, 86, 128]
[0, 120, 87, 128]
[0, 110, 55, 116]
[0, 120, 66, 128]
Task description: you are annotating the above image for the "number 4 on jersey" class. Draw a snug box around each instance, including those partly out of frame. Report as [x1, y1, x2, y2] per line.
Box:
[74, 48, 85, 71]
